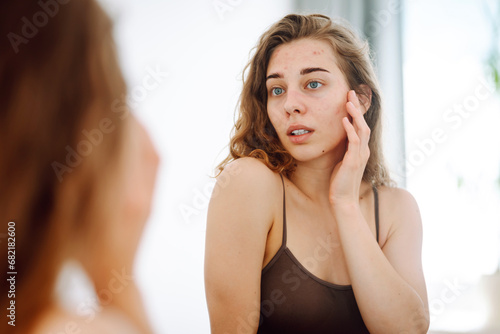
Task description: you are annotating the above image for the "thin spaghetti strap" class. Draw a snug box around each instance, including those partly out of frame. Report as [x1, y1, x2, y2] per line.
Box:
[373, 186, 380, 243]
[279, 174, 287, 246]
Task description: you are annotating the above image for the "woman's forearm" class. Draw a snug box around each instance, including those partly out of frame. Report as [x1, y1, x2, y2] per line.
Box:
[332, 202, 429, 333]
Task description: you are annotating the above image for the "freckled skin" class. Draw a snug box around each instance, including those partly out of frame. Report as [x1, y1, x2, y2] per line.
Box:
[266, 39, 351, 166]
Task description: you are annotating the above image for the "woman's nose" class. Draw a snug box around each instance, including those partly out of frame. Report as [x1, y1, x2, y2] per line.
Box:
[284, 89, 306, 116]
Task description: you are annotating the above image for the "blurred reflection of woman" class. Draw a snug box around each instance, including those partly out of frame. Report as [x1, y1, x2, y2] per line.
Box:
[0, 1, 159, 333]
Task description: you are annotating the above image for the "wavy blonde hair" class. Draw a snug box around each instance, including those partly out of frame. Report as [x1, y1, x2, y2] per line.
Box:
[217, 13, 392, 186]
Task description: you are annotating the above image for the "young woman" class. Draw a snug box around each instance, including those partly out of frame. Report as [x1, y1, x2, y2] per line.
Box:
[205, 14, 429, 333]
[0, 1, 158, 333]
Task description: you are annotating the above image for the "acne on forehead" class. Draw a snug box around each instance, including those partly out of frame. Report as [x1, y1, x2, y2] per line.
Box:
[265, 38, 350, 90]
[267, 39, 338, 72]
[273, 42, 328, 56]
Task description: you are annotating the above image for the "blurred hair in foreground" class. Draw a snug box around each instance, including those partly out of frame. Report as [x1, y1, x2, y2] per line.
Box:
[0, 1, 158, 332]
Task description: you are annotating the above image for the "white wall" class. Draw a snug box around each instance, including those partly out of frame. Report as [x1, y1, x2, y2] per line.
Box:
[404, 0, 500, 330]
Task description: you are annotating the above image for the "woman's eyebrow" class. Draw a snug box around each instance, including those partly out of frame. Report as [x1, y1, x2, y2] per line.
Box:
[266, 72, 282, 81]
[266, 67, 330, 81]
[300, 67, 330, 75]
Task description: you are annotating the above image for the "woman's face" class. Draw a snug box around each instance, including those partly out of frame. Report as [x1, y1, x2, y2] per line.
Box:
[266, 38, 351, 164]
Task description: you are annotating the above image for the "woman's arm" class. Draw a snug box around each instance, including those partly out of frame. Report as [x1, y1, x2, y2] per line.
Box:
[333, 190, 429, 333]
[204, 158, 279, 334]
[329, 90, 429, 333]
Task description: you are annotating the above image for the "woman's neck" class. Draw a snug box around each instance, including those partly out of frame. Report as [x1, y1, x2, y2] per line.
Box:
[290, 149, 343, 206]
[288, 143, 371, 206]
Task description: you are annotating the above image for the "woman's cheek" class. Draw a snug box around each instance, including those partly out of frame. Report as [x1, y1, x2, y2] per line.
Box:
[267, 109, 283, 136]
[332, 98, 348, 115]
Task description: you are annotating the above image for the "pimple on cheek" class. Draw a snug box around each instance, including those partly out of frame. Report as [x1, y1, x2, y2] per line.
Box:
[312, 49, 325, 55]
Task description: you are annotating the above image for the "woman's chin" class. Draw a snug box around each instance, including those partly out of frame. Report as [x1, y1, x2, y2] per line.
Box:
[287, 145, 345, 166]
[289, 150, 329, 163]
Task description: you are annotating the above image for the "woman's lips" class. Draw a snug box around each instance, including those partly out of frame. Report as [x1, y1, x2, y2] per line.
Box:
[288, 130, 314, 144]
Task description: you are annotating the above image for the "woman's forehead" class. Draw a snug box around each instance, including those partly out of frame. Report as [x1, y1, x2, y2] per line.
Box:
[267, 38, 339, 74]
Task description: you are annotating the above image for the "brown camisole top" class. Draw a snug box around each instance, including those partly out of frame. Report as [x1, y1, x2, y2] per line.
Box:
[257, 174, 379, 333]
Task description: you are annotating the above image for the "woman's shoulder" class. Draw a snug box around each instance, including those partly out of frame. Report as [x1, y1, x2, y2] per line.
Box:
[215, 157, 282, 195]
[32, 307, 142, 334]
[377, 185, 420, 212]
[221, 156, 278, 177]
[376, 185, 422, 232]
[209, 157, 283, 224]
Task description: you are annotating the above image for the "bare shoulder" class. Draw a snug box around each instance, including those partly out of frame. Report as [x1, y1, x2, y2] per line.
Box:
[378, 186, 420, 213]
[377, 186, 422, 237]
[219, 156, 280, 181]
[214, 157, 282, 200]
[32, 308, 141, 334]
[208, 157, 283, 245]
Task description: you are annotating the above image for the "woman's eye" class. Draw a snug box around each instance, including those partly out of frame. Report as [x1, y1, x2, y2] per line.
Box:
[271, 87, 284, 96]
[307, 81, 322, 89]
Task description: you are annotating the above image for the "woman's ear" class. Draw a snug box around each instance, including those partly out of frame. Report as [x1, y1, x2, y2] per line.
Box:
[357, 84, 372, 114]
